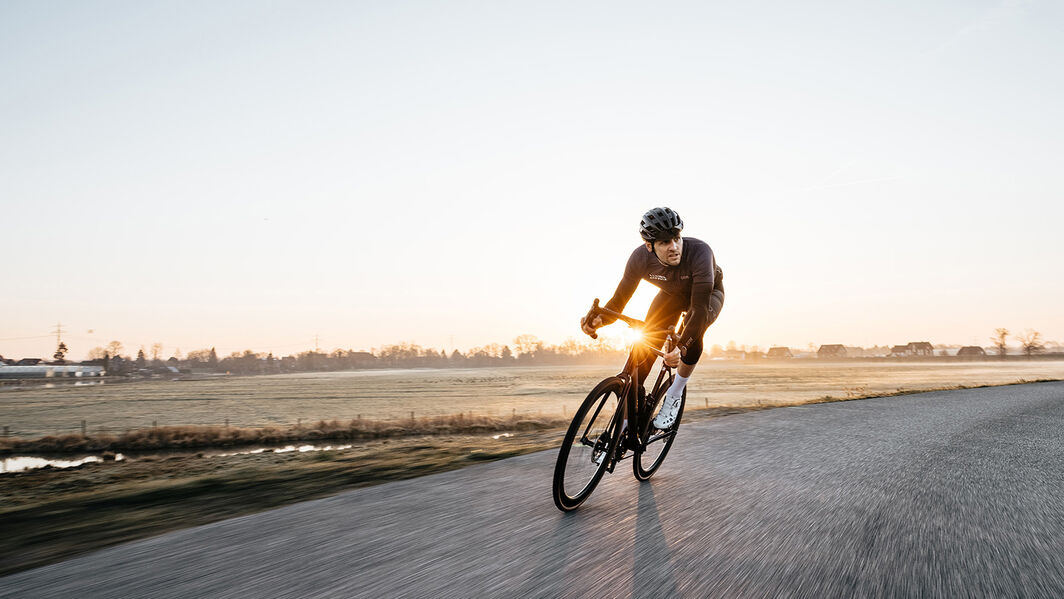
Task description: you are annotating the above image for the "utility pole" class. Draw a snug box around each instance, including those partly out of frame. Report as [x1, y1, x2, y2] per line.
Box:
[52, 322, 66, 346]
[315, 334, 320, 353]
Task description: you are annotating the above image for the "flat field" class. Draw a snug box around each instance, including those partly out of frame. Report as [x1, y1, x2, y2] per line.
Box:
[2, 360, 1062, 439]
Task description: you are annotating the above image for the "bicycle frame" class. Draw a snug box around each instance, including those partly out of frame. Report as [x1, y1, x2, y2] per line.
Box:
[583, 299, 683, 470]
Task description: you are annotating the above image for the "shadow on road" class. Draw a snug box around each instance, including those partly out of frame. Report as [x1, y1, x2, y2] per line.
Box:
[633, 482, 681, 597]
[512, 507, 602, 597]
[511, 481, 681, 597]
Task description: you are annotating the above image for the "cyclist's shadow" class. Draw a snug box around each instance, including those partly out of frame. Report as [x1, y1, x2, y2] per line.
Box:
[633, 482, 682, 597]
[514, 487, 680, 597]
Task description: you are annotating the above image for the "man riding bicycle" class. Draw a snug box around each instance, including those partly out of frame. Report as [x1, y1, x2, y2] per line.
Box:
[581, 207, 724, 430]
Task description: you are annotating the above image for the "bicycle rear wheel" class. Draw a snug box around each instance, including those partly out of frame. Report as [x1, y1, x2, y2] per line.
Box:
[552, 377, 624, 511]
[633, 387, 685, 480]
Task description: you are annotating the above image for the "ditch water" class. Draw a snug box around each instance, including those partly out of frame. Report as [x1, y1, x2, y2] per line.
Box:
[1, 443, 358, 474]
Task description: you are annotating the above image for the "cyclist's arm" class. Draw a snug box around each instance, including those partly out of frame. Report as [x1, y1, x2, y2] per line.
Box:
[601, 248, 644, 325]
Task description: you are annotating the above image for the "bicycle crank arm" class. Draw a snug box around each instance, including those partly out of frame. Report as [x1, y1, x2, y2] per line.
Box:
[644, 430, 677, 445]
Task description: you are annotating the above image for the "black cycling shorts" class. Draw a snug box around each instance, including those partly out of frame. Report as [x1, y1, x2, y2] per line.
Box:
[626, 283, 724, 385]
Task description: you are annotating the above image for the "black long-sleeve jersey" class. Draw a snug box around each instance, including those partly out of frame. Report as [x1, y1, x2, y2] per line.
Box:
[603, 237, 723, 352]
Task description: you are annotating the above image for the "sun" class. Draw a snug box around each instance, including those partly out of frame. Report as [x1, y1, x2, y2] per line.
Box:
[621, 328, 644, 346]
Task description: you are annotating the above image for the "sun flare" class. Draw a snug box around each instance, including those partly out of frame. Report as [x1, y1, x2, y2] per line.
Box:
[621, 328, 644, 346]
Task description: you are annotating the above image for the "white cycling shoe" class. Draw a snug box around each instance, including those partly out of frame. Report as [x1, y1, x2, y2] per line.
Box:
[652, 393, 683, 429]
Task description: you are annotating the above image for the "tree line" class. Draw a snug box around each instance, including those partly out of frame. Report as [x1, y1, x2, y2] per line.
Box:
[73, 327, 1052, 376]
[82, 335, 630, 375]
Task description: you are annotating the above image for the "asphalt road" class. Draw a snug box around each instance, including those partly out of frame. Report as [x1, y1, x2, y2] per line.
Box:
[3, 381, 1063, 598]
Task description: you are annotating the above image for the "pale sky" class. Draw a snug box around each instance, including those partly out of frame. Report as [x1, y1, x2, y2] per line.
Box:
[2, 1, 1062, 359]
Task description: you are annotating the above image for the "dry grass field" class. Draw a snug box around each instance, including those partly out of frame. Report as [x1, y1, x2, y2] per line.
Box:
[2, 361, 1063, 439]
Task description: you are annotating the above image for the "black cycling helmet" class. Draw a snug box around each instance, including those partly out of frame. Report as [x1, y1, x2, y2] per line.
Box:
[639, 207, 683, 242]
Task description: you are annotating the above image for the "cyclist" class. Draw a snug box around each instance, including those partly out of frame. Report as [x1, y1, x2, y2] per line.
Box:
[581, 207, 724, 429]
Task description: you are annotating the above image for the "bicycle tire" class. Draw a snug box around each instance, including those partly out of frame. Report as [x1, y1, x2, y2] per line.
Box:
[633, 386, 685, 480]
[552, 377, 625, 511]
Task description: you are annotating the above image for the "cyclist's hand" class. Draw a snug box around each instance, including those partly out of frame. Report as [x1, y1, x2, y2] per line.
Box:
[663, 343, 681, 368]
[580, 315, 603, 336]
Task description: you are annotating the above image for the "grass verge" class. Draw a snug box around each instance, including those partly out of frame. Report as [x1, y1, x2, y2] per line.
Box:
[0, 413, 569, 456]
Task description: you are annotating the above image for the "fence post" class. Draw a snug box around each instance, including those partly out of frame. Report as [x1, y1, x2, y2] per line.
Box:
[297, 418, 302, 429]
[81, 420, 87, 436]
[512, 408, 516, 420]
[2, 426, 8, 438]
[704, 398, 708, 409]
[152, 420, 157, 429]
[410, 411, 415, 422]
[225, 418, 229, 430]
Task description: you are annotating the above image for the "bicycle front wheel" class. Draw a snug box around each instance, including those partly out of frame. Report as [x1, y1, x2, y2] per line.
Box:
[552, 377, 624, 511]
[633, 387, 685, 481]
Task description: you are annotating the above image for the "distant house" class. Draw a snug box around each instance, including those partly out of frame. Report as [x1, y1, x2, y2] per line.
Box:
[907, 342, 934, 356]
[817, 344, 847, 359]
[724, 349, 746, 360]
[15, 358, 43, 365]
[890, 342, 935, 357]
[766, 347, 793, 359]
[349, 351, 377, 368]
[957, 346, 987, 358]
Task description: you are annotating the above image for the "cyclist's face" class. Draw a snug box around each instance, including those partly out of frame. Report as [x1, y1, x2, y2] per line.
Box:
[650, 236, 683, 266]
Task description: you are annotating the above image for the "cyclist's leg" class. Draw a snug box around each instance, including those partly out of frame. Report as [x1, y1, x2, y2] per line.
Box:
[623, 291, 686, 388]
[666, 285, 724, 381]
[655, 286, 725, 426]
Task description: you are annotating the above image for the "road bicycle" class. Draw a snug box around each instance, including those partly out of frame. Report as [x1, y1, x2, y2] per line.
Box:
[552, 299, 687, 512]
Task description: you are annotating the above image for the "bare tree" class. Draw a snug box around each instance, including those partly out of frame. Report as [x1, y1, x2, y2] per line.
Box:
[1015, 329, 1045, 358]
[990, 328, 1009, 358]
[151, 343, 163, 363]
[86, 347, 107, 360]
[512, 334, 542, 356]
[106, 340, 124, 359]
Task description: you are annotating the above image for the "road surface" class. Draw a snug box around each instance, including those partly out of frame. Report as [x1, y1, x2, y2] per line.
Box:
[2, 381, 1063, 598]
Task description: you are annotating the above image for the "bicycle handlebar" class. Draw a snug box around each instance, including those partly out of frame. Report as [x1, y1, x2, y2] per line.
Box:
[583, 299, 602, 339]
[584, 298, 678, 358]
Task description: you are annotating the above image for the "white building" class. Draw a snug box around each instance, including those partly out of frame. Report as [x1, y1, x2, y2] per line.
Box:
[0, 364, 105, 379]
